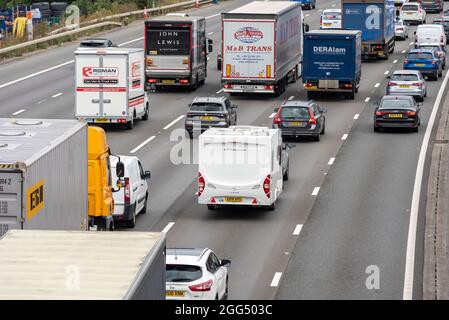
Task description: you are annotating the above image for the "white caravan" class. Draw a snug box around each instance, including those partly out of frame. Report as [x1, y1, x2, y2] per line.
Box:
[198, 126, 290, 211]
[75, 48, 150, 130]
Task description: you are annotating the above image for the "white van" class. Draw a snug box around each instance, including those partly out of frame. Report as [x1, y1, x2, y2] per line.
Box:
[111, 155, 151, 228]
[198, 126, 290, 211]
[75, 48, 150, 130]
[415, 24, 446, 47]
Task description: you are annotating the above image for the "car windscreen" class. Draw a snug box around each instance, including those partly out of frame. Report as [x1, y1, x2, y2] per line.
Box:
[408, 52, 433, 60]
[166, 264, 203, 282]
[391, 74, 419, 81]
[190, 103, 224, 112]
[280, 107, 310, 119]
[146, 26, 190, 55]
[380, 99, 413, 109]
[402, 4, 418, 10]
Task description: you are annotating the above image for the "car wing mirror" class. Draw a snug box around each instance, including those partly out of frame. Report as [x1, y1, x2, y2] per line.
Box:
[188, 103, 192, 108]
[220, 259, 231, 267]
[386, 75, 391, 79]
[283, 143, 296, 151]
[144, 170, 151, 180]
[233, 104, 238, 109]
[418, 102, 423, 107]
[320, 107, 328, 113]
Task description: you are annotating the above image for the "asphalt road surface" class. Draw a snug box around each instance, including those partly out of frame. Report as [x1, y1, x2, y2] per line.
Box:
[0, 0, 445, 299]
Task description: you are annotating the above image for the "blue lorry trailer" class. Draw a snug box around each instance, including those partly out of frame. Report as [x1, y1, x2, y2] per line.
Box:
[303, 30, 362, 100]
[341, 0, 395, 60]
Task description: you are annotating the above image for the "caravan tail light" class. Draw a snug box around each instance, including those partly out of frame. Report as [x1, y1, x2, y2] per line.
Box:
[198, 173, 205, 197]
[263, 175, 271, 198]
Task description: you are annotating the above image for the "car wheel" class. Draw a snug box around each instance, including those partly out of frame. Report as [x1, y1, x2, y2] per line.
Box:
[321, 120, 326, 135]
[223, 278, 229, 300]
[283, 161, 289, 181]
[268, 202, 276, 211]
[142, 103, 149, 121]
[412, 126, 419, 133]
[141, 193, 148, 215]
[439, 69, 443, 77]
[207, 204, 216, 210]
[126, 119, 134, 130]
[313, 134, 320, 142]
[374, 125, 380, 132]
[187, 131, 193, 139]
[128, 204, 136, 228]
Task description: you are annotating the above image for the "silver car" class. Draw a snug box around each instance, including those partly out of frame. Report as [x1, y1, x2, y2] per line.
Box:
[386, 70, 427, 101]
[395, 19, 409, 40]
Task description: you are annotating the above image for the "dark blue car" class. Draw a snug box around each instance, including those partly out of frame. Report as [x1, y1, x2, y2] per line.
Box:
[403, 48, 443, 80]
[292, 0, 316, 10]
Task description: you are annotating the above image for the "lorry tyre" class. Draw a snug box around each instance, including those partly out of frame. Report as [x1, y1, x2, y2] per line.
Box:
[349, 91, 355, 100]
[374, 125, 380, 132]
[142, 103, 149, 120]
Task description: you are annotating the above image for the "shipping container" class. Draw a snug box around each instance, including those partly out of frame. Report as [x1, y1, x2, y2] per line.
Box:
[0, 119, 88, 237]
[303, 30, 362, 99]
[0, 230, 166, 300]
[221, 1, 303, 95]
[342, 0, 395, 60]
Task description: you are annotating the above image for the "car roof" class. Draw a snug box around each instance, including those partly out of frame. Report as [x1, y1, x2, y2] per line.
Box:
[166, 248, 210, 264]
[82, 38, 110, 42]
[381, 95, 414, 101]
[322, 8, 341, 13]
[392, 69, 421, 75]
[409, 48, 436, 54]
[281, 100, 312, 107]
[193, 96, 227, 104]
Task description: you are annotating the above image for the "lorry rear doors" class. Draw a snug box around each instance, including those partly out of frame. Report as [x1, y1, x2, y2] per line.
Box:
[76, 53, 128, 119]
[0, 171, 22, 237]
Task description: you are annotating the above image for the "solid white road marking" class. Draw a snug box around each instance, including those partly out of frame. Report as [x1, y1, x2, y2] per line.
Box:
[162, 222, 176, 234]
[118, 37, 144, 47]
[305, 14, 310, 17]
[37, 99, 47, 104]
[293, 224, 303, 236]
[130, 136, 156, 154]
[269, 112, 276, 119]
[353, 113, 360, 120]
[342, 134, 348, 140]
[207, 32, 214, 35]
[365, 97, 371, 103]
[206, 13, 221, 19]
[410, 41, 414, 45]
[163, 115, 185, 130]
[288, 95, 295, 100]
[328, 157, 335, 165]
[402, 50, 407, 54]
[51, 92, 63, 98]
[12, 109, 25, 116]
[312, 187, 320, 196]
[393, 59, 398, 64]
[0, 60, 74, 90]
[374, 83, 380, 88]
[270, 272, 282, 287]
[384, 70, 389, 75]
[403, 60, 449, 300]
[216, 88, 224, 94]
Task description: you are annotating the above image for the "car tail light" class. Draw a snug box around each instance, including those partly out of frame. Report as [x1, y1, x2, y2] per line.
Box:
[124, 178, 130, 204]
[397, 27, 403, 31]
[182, 58, 189, 65]
[432, 60, 438, 65]
[343, 83, 353, 88]
[198, 173, 205, 197]
[263, 175, 271, 198]
[407, 111, 417, 116]
[265, 85, 274, 90]
[224, 84, 233, 89]
[308, 108, 317, 125]
[147, 79, 157, 83]
[180, 79, 189, 84]
[441, 36, 444, 43]
[412, 82, 423, 87]
[320, 16, 322, 25]
[273, 107, 282, 125]
[388, 82, 398, 86]
[189, 279, 213, 292]
[376, 111, 386, 116]
[404, 59, 409, 64]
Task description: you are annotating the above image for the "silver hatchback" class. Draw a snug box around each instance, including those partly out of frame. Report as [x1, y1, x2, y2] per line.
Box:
[386, 70, 427, 101]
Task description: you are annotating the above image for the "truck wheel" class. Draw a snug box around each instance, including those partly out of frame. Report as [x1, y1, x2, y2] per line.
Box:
[439, 69, 443, 77]
[126, 119, 134, 130]
[142, 103, 149, 121]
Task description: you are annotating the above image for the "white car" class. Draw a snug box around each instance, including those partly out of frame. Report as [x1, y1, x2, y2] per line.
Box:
[399, 3, 426, 25]
[111, 155, 151, 228]
[395, 19, 409, 39]
[165, 248, 231, 300]
[320, 9, 341, 29]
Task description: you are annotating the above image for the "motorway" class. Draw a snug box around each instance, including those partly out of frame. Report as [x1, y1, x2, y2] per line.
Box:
[0, 0, 446, 300]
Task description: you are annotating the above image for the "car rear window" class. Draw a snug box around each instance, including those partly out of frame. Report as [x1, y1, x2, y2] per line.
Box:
[323, 12, 341, 20]
[408, 52, 433, 60]
[402, 4, 418, 10]
[380, 99, 413, 109]
[391, 74, 419, 81]
[166, 264, 203, 282]
[281, 107, 310, 119]
[190, 103, 224, 112]
[80, 41, 106, 47]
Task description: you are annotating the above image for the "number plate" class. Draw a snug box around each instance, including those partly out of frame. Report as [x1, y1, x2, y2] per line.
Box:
[95, 118, 109, 123]
[200, 116, 215, 121]
[323, 23, 332, 26]
[289, 121, 304, 127]
[415, 64, 425, 66]
[162, 79, 175, 84]
[388, 114, 403, 118]
[166, 290, 185, 297]
[243, 85, 255, 92]
[224, 197, 243, 203]
[399, 85, 411, 88]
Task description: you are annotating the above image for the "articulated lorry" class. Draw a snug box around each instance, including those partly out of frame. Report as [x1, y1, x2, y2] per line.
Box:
[303, 30, 362, 99]
[341, 0, 395, 60]
[0, 230, 166, 300]
[221, 1, 303, 95]
[144, 16, 213, 90]
[0, 119, 123, 237]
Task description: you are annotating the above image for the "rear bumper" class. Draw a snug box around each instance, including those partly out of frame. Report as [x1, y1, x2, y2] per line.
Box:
[375, 119, 419, 128]
[387, 88, 424, 97]
[199, 189, 273, 207]
[279, 127, 320, 137]
[113, 202, 135, 222]
[185, 123, 229, 132]
[404, 66, 438, 76]
[76, 116, 132, 123]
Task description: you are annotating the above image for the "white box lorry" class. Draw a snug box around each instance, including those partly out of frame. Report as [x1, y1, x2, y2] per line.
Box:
[0, 119, 88, 238]
[0, 230, 166, 300]
[198, 126, 290, 211]
[75, 48, 150, 130]
[221, 1, 303, 95]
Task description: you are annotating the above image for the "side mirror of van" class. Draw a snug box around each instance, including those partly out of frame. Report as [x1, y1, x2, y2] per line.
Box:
[220, 259, 231, 267]
[386, 75, 391, 79]
[143, 170, 152, 180]
[116, 161, 125, 178]
[274, 107, 279, 112]
[207, 38, 213, 54]
[320, 107, 327, 113]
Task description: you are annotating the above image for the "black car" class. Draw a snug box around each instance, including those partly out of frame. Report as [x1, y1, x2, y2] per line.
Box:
[433, 18, 449, 44]
[79, 38, 117, 48]
[185, 96, 238, 138]
[272, 100, 327, 141]
[374, 95, 421, 132]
